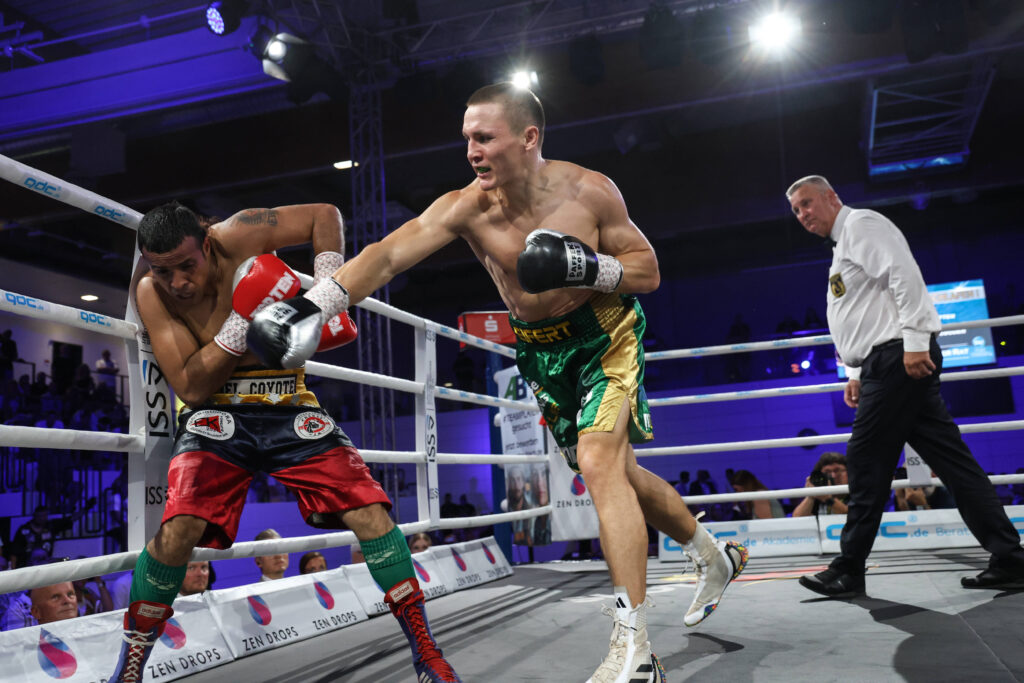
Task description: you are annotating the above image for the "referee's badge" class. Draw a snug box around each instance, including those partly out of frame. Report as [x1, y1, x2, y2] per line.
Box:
[829, 273, 846, 298]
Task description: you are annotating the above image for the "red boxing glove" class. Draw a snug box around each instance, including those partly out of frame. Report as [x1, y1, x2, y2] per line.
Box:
[318, 311, 358, 351]
[215, 254, 302, 356]
[232, 254, 301, 320]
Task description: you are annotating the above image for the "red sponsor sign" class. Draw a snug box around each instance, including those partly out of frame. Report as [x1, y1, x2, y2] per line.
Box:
[457, 311, 515, 350]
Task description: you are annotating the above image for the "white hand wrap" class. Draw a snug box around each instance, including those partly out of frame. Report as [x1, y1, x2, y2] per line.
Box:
[593, 253, 624, 293]
[313, 251, 344, 283]
[303, 277, 350, 319]
[214, 310, 249, 356]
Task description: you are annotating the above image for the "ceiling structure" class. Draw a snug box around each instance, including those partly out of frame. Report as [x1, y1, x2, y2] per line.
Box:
[1, 0, 1023, 313]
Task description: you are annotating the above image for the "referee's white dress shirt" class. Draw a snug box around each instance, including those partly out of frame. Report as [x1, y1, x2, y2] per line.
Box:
[826, 205, 941, 381]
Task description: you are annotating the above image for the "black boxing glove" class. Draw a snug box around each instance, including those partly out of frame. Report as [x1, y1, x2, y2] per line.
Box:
[516, 229, 624, 294]
[247, 278, 349, 369]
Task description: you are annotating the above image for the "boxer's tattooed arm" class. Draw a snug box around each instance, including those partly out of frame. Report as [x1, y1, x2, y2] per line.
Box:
[235, 209, 278, 226]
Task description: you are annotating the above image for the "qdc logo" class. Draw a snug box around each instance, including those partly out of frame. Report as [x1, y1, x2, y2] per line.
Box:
[80, 311, 111, 327]
[23, 176, 62, 198]
[94, 204, 125, 221]
[4, 292, 42, 310]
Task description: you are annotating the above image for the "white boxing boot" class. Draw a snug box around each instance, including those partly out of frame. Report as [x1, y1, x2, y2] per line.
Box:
[683, 522, 749, 627]
[586, 589, 667, 683]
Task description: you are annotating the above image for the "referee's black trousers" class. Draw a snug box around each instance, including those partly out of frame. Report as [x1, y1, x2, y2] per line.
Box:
[832, 336, 1024, 575]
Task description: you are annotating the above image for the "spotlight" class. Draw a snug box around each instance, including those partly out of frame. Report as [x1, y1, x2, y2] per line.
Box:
[511, 70, 538, 90]
[800, 360, 811, 370]
[261, 33, 312, 82]
[206, 0, 248, 36]
[80, 294, 99, 302]
[254, 31, 345, 103]
[265, 35, 291, 64]
[749, 12, 802, 55]
[332, 160, 359, 170]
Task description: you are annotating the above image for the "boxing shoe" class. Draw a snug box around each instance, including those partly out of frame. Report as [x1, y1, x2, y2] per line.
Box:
[683, 523, 749, 626]
[385, 578, 462, 683]
[798, 567, 866, 598]
[587, 597, 666, 683]
[109, 600, 174, 682]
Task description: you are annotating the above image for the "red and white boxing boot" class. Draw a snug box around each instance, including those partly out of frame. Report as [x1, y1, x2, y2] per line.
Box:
[385, 578, 462, 683]
[109, 600, 174, 682]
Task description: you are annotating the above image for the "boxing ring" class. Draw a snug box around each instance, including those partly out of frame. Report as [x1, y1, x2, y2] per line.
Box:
[2, 153, 1023, 681]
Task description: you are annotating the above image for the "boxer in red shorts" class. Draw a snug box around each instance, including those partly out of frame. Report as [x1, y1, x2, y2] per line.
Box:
[109, 202, 460, 683]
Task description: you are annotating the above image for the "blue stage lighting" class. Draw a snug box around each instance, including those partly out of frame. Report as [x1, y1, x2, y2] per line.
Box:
[206, 1, 247, 36]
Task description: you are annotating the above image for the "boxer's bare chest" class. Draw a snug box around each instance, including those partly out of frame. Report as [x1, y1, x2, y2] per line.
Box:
[468, 192, 599, 274]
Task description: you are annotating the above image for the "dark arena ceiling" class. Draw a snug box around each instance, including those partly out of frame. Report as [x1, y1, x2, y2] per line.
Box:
[1, 0, 1023, 313]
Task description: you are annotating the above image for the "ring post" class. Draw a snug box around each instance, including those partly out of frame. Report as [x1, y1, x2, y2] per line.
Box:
[415, 322, 441, 528]
[125, 254, 175, 549]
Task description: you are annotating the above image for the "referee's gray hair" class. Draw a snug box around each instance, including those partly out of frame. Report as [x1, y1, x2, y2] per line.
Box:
[786, 175, 835, 199]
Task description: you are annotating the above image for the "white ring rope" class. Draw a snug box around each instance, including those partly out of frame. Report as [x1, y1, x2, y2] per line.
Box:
[304, 360, 423, 394]
[646, 314, 1024, 361]
[435, 506, 552, 530]
[437, 453, 549, 465]
[683, 473, 1024, 505]
[305, 360, 535, 411]
[0, 287, 138, 339]
[651, 364, 1024, 406]
[637, 419, 1024, 456]
[0, 424, 144, 452]
[0, 505, 551, 595]
[0, 154, 143, 229]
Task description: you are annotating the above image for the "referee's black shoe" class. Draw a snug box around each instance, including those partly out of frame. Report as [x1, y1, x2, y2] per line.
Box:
[799, 568, 865, 598]
[961, 563, 1024, 589]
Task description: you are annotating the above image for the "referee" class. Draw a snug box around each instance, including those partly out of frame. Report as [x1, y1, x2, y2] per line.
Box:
[786, 175, 1024, 597]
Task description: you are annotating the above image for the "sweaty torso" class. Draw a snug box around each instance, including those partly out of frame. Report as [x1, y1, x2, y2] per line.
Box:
[460, 160, 601, 322]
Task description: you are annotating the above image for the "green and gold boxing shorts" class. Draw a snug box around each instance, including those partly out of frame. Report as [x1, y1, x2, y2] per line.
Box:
[510, 293, 653, 473]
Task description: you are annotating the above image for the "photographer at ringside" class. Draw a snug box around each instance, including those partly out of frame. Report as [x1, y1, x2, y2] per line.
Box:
[792, 452, 850, 517]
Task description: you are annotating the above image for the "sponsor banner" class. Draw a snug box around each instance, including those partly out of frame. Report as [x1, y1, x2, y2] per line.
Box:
[549, 455, 599, 542]
[658, 506, 1024, 560]
[822, 506, 1024, 553]
[461, 538, 514, 584]
[298, 568, 369, 636]
[343, 562, 389, 616]
[494, 366, 546, 456]
[344, 548, 450, 615]
[0, 603, 227, 683]
[430, 539, 517, 593]
[135, 595, 232, 682]
[408, 550, 452, 599]
[432, 545, 485, 591]
[659, 517, 822, 561]
[0, 611, 115, 682]
[205, 574, 333, 659]
[457, 311, 516, 349]
[494, 365, 580, 544]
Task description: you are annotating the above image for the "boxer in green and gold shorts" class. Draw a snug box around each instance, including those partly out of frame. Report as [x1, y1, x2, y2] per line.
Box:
[510, 292, 653, 473]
